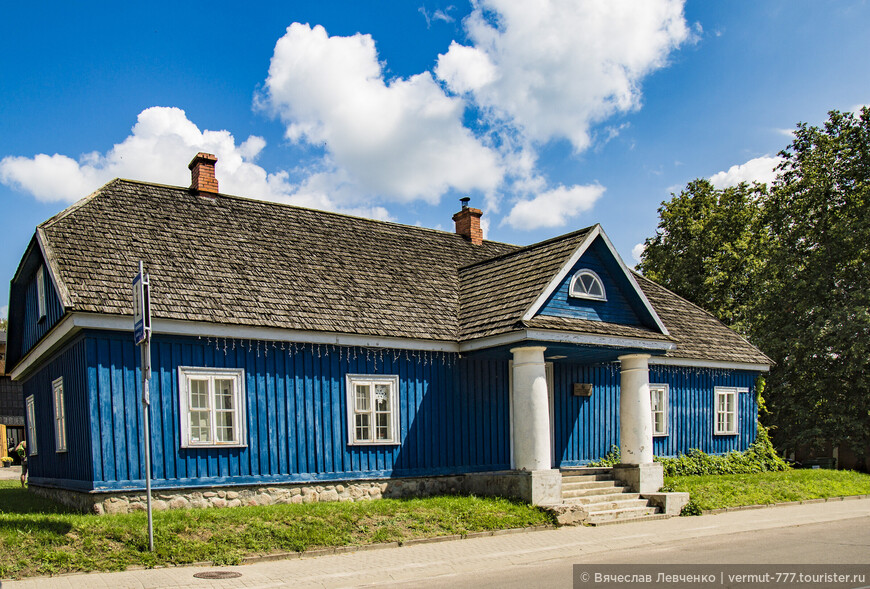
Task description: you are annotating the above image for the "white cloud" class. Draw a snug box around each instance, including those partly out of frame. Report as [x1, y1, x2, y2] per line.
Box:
[0, 106, 295, 203]
[504, 183, 605, 230]
[631, 242, 646, 264]
[709, 155, 782, 189]
[261, 23, 503, 205]
[0, 305, 7, 320]
[436, 0, 690, 151]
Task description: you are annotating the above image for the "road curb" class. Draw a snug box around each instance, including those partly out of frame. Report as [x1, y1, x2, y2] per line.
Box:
[701, 494, 870, 515]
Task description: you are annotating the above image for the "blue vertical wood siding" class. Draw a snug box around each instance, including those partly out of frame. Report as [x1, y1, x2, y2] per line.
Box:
[85, 332, 512, 492]
[537, 240, 644, 326]
[21, 335, 93, 488]
[554, 362, 759, 466]
[12, 261, 65, 361]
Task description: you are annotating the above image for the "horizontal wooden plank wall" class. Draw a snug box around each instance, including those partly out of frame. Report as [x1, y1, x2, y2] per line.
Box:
[86, 332, 512, 491]
[554, 362, 759, 466]
[22, 334, 93, 487]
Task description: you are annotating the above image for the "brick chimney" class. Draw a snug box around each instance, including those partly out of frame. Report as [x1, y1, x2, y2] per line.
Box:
[188, 152, 219, 194]
[452, 197, 483, 245]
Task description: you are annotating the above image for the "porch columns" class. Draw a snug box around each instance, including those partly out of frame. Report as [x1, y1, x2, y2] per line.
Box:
[510, 346, 560, 505]
[614, 353, 663, 493]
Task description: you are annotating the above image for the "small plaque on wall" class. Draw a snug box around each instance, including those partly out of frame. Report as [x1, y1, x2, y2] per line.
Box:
[573, 383, 593, 397]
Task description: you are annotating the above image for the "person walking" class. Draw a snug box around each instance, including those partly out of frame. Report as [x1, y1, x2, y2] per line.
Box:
[15, 440, 27, 487]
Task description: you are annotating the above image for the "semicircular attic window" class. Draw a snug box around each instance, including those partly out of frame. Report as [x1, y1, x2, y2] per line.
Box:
[569, 269, 607, 302]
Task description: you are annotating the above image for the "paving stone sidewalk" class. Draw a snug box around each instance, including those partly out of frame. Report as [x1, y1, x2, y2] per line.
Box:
[3, 497, 869, 589]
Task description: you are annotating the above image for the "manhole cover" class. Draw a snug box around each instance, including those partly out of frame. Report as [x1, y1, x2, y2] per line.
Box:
[193, 571, 242, 579]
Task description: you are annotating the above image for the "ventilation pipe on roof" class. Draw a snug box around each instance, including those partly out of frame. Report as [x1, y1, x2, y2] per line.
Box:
[452, 197, 483, 245]
[188, 152, 219, 194]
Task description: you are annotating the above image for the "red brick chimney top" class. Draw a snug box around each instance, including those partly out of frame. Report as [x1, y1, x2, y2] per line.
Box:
[188, 152, 219, 194]
[452, 197, 483, 245]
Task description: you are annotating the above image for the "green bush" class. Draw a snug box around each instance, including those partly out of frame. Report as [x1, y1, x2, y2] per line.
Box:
[587, 427, 790, 476]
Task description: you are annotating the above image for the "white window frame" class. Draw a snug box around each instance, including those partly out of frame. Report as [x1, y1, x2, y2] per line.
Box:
[25, 394, 37, 455]
[568, 269, 607, 301]
[178, 367, 247, 448]
[52, 377, 67, 452]
[346, 374, 400, 446]
[650, 383, 669, 437]
[714, 386, 745, 435]
[36, 265, 47, 319]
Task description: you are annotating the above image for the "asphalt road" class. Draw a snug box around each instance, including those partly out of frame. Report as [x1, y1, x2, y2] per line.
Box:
[391, 515, 870, 589]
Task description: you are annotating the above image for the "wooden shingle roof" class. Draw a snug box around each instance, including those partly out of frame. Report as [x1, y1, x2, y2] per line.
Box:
[37, 178, 769, 365]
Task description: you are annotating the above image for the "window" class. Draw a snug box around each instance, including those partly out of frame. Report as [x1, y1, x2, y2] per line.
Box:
[568, 269, 606, 301]
[178, 367, 246, 447]
[346, 374, 400, 445]
[52, 377, 67, 452]
[36, 265, 46, 319]
[714, 387, 745, 435]
[650, 384, 669, 436]
[25, 395, 37, 455]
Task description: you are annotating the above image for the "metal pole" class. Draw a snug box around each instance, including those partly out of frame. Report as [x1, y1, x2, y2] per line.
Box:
[142, 340, 154, 552]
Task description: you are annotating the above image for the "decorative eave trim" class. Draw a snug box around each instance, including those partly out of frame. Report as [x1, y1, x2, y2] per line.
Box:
[519, 225, 669, 336]
[648, 356, 771, 372]
[458, 328, 677, 353]
[11, 313, 461, 380]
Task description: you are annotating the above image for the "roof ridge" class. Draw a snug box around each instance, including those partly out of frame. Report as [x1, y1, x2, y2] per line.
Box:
[459, 225, 594, 270]
[39, 179, 120, 229]
[112, 178, 517, 248]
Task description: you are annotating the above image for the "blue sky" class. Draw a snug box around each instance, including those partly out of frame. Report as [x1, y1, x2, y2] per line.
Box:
[2, 1, 869, 319]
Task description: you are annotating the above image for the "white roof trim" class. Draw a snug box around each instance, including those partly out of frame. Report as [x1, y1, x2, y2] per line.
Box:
[35, 228, 72, 309]
[459, 328, 676, 353]
[648, 356, 770, 372]
[519, 226, 669, 336]
[11, 313, 461, 380]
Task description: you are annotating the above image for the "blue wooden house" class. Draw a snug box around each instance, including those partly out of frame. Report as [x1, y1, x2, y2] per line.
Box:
[6, 153, 770, 514]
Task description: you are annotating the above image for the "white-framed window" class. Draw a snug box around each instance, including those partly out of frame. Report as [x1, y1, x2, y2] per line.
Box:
[36, 265, 46, 319]
[568, 269, 607, 301]
[52, 377, 67, 452]
[25, 394, 38, 455]
[714, 386, 745, 435]
[346, 374, 400, 445]
[650, 384, 669, 437]
[178, 367, 247, 448]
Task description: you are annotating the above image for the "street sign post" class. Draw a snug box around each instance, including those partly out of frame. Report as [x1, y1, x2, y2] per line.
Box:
[132, 261, 154, 552]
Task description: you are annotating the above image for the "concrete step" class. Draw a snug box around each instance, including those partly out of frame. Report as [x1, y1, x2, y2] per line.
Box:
[561, 485, 629, 499]
[561, 480, 622, 493]
[585, 506, 660, 525]
[588, 512, 670, 527]
[560, 467, 613, 476]
[567, 498, 650, 512]
[564, 491, 641, 504]
[561, 474, 615, 485]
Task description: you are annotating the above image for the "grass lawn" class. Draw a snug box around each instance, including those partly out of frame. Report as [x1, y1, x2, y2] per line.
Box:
[665, 469, 870, 512]
[0, 482, 552, 579]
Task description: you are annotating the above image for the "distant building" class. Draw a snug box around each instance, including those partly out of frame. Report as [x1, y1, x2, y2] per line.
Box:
[0, 330, 25, 459]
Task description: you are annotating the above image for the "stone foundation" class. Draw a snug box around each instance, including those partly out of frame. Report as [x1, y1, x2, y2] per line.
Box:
[30, 471, 545, 515]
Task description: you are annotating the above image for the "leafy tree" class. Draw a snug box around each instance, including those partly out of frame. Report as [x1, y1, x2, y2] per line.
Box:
[0, 318, 7, 331]
[638, 179, 767, 335]
[640, 107, 870, 460]
[755, 108, 870, 456]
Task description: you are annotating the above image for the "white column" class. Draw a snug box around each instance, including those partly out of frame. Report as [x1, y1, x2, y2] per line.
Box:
[618, 354, 653, 464]
[510, 346, 551, 471]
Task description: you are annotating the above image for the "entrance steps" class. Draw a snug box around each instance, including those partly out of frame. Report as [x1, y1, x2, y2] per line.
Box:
[560, 467, 664, 526]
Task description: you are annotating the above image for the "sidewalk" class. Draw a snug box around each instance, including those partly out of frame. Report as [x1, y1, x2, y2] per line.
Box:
[4, 497, 870, 589]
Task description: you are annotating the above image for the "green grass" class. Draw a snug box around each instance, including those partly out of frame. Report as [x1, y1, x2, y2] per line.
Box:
[665, 469, 870, 512]
[0, 482, 552, 579]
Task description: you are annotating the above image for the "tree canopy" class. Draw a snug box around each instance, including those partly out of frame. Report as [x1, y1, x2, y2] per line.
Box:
[639, 108, 870, 457]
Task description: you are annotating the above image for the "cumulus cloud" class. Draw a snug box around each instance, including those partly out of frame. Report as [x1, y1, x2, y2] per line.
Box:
[436, 0, 690, 151]
[0, 106, 295, 203]
[631, 242, 646, 264]
[504, 184, 605, 230]
[261, 23, 502, 204]
[709, 155, 782, 189]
